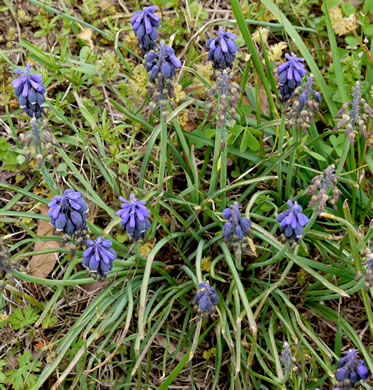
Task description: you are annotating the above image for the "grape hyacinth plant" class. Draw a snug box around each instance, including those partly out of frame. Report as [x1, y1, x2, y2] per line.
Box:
[144, 39, 182, 189]
[131, 6, 161, 54]
[334, 348, 369, 388]
[276, 200, 309, 242]
[48, 189, 89, 235]
[277, 52, 308, 103]
[82, 236, 117, 277]
[205, 29, 239, 205]
[194, 281, 219, 315]
[206, 28, 239, 70]
[12, 63, 46, 119]
[4, 2, 373, 389]
[116, 194, 151, 240]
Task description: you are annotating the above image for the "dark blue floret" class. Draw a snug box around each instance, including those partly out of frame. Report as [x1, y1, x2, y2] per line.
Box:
[335, 367, 347, 382]
[194, 281, 218, 314]
[334, 348, 370, 388]
[357, 361, 369, 379]
[82, 236, 117, 277]
[222, 202, 251, 242]
[277, 53, 307, 102]
[130, 6, 160, 54]
[12, 63, 46, 119]
[276, 200, 309, 242]
[145, 41, 182, 82]
[115, 194, 151, 240]
[206, 28, 238, 70]
[48, 189, 88, 235]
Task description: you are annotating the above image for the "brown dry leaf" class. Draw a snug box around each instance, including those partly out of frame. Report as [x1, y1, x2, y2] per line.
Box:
[82, 280, 105, 292]
[155, 335, 185, 362]
[30, 204, 61, 278]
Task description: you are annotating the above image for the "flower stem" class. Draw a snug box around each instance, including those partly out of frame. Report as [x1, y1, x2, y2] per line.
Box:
[220, 127, 228, 210]
[285, 125, 298, 200]
[158, 111, 167, 190]
[208, 122, 222, 200]
[336, 137, 350, 176]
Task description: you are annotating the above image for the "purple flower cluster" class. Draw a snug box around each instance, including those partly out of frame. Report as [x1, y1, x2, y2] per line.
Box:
[131, 6, 160, 54]
[194, 281, 218, 314]
[276, 200, 309, 242]
[82, 236, 117, 277]
[334, 348, 369, 388]
[206, 28, 238, 70]
[48, 189, 88, 235]
[145, 41, 182, 82]
[12, 64, 46, 119]
[277, 53, 307, 102]
[222, 202, 251, 242]
[116, 194, 151, 240]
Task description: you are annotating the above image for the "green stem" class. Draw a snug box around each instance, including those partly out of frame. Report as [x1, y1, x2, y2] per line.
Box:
[208, 122, 222, 199]
[254, 68, 264, 156]
[220, 138, 228, 210]
[276, 115, 287, 200]
[336, 137, 350, 175]
[285, 127, 298, 200]
[159, 112, 167, 191]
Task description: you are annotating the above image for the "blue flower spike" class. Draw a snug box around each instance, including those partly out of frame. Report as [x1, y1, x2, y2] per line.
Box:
[12, 63, 46, 119]
[222, 202, 251, 242]
[194, 281, 219, 315]
[335, 348, 369, 387]
[82, 236, 117, 277]
[206, 28, 238, 70]
[145, 41, 182, 82]
[131, 6, 161, 54]
[48, 189, 88, 235]
[276, 200, 309, 242]
[116, 194, 151, 240]
[277, 53, 307, 102]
